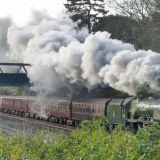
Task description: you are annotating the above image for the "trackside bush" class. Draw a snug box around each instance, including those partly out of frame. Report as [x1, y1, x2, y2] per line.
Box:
[0, 118, 160, 160]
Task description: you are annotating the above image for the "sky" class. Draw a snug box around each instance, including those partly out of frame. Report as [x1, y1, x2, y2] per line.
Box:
[0, 0, 65, 25]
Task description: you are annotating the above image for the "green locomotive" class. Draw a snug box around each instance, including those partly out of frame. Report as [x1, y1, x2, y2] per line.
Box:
[107, 97, 160, 131]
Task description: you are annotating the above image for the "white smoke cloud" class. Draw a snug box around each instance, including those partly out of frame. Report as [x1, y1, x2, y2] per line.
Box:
[55, 41, 84, 84]
[99, 50, 160, 95]
[1, 11, 160, 96]
[81, 32, 135, 86]
[2, 13, 89, 94]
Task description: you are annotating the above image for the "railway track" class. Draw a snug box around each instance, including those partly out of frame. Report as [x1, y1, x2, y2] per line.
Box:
[0, 112, 74, 135]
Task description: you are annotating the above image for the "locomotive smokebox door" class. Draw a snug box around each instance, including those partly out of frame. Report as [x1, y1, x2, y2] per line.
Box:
[107, 99, 126, 125]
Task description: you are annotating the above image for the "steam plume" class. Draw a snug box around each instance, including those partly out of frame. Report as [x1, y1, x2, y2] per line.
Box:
[1, 11, 160, 95]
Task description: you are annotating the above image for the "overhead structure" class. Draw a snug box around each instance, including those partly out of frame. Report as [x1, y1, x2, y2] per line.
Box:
[0, 63, 31, 87]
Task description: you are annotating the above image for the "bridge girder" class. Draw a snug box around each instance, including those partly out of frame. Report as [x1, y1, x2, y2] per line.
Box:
[0, 63, 31, 87]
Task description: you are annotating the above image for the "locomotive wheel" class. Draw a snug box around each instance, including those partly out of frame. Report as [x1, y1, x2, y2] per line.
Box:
[126, 123, 136, 133]
[137, 123, 144, 130]
[108, 124, 113, 132]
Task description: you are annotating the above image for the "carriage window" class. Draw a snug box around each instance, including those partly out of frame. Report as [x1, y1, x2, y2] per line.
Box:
[86, 106, 89, 113]
[63, 104, 65, 110]
[59, 104, 62, 110]
[64, 104, 67, 111]
[76, 106, 79, 112]
[92, 106, 94, 113]
[78, 106, 80, 112]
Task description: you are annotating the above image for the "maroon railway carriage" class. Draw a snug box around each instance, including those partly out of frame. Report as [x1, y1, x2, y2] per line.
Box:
[13, 99, 29, 115]
[1, 98, 14, 113]
[71, 98, 111, 125]
[0, 96, 112, 126]
[46, 98, 71, 123]
[0, 96, 34, 116]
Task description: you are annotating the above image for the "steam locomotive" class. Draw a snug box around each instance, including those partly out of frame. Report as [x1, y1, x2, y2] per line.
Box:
[0, 95, 159, 131]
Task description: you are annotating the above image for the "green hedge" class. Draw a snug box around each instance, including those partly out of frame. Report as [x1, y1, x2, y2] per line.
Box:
[0, 119, 160, 160]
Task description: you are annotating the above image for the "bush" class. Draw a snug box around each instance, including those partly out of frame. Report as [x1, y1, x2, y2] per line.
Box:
[0, 119, 160, 159]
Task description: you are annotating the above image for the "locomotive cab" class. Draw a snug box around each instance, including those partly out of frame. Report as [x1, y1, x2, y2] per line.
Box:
[107, 99, 126, 125]
[106, 97, 135, 130]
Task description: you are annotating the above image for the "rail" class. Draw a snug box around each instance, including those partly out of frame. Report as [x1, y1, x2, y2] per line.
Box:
[0, 112, 73, 135]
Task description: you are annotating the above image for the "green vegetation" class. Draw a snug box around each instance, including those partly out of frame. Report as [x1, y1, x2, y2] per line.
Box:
[64, 0, 108, 33]
[64, 0, 160, 52]
[0, 87, 24, 96]
[0, 118, 160, 159]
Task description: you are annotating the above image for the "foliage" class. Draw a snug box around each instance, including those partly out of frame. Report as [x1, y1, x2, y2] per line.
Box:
[136, 87, 151, 98]
[134, 108, 154, 120]
[95, 15, 138, 44]
[107, 0, 154, 21]
[0, 118, 160, 159]
[0, 87, 24, 96]
[106, 0, 160, 52]
[64, 0, 108, 33]
[64, 0, 160, 52]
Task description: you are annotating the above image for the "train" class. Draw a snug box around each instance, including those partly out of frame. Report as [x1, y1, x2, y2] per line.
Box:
[0, 95, 160, 131]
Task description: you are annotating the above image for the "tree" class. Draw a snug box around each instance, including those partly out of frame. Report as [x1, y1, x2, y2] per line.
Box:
[107, 0, 154, 21]
[94, 15, 137, 43]
[64, 0, 108, 33]
[106, 0, 160, 51]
